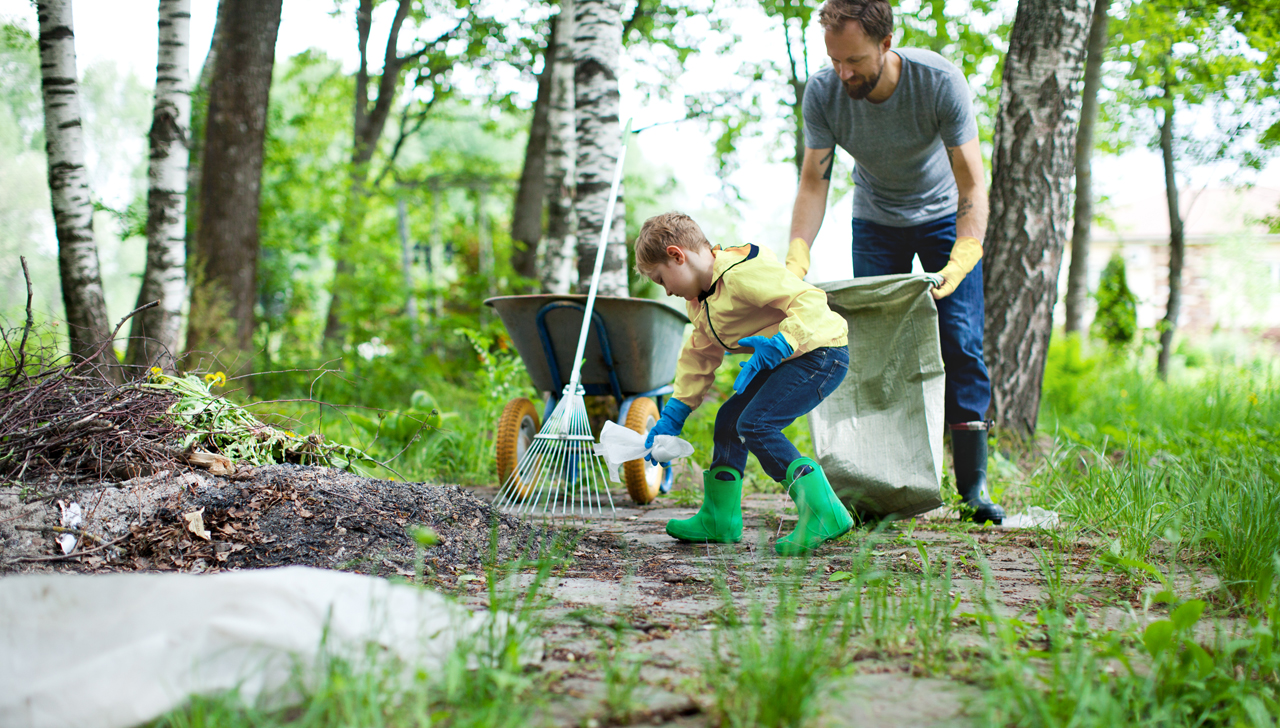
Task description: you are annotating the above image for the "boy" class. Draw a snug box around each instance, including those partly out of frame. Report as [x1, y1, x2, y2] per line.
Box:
[636, 212, 853, 556]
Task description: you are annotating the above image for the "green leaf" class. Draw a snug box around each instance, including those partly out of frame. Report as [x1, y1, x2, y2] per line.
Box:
[827, 571, 852, 582]
[1171, 600, 1206, 631]
[411, 526, 439, 547]
[1143, 620, 1175, 658]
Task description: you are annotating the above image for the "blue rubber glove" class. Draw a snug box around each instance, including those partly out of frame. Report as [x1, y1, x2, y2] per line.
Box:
[645, 399, 692, 465]
[733, 333, 793, 394]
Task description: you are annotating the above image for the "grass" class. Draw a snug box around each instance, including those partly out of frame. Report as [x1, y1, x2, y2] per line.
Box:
[142, 331, 1280, 728]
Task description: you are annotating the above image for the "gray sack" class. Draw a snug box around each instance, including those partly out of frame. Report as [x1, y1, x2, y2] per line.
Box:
[807, 274, 945, 518]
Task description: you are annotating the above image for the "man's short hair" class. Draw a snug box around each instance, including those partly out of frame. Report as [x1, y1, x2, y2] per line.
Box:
[634, 212, 711, 273]
[818, 0, 893, 40]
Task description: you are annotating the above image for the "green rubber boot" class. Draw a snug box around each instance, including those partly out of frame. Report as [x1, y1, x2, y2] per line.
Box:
[666, 467, 743, 543]
[775, 458, 854, 556]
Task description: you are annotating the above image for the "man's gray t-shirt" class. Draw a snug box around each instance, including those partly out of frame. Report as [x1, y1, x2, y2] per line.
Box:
[803, 48, 978, 227]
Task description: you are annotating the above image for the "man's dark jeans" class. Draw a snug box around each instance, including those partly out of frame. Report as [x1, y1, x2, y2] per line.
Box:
[850, 213, 991, 424]
[710, 346, 849, 482]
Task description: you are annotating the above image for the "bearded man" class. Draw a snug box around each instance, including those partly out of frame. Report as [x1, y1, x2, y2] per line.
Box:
[785, 0, 1004, 524]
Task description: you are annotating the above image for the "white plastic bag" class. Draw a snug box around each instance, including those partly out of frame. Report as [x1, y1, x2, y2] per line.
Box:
[0, 566, 538, 728]
[1001, 506, 1060, 529]
[592, 420, 694, 482]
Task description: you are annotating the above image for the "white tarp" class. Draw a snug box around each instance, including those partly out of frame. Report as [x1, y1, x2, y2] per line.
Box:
[809, 274, 946, 519]
[0, 566, 530, 728]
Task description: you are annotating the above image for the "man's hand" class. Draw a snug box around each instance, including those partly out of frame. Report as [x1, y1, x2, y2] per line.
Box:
[932, 236, 982, 299]
[785, 238, 811, 278]
[645, 399, 692, 465]
[733, 333, 794, 393]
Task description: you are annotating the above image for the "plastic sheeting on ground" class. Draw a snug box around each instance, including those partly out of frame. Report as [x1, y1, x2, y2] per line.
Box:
[808, 274, 946, 519]
[0, 566, 534, 728]
[593, 420, 695, 482]
[1002, 507, 1061, 529]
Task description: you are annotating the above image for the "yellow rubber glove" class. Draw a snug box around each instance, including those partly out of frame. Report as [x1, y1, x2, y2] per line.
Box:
[785, 237, 811, 279]
[931, 236, 982, 299]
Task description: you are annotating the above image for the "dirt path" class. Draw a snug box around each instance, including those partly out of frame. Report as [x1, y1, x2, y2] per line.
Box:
[0, 465, 1148, 726]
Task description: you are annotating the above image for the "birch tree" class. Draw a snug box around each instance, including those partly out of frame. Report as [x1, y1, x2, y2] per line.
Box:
[126, 0, 190, 371]
[574, 0, 628, 297]
[36, 0, 117, 379]
[542, 0, 577, 294]
[185, 0, 282, 366]
[983, 0, 1092, 436]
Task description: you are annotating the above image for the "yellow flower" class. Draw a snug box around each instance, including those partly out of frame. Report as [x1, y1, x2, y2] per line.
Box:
[1249, 392, 1259, 406]
[1120, 389, 1128, 398]
[204, 371, 227, 387]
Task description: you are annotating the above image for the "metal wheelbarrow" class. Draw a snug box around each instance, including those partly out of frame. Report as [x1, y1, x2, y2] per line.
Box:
[484, 294, 691, 505]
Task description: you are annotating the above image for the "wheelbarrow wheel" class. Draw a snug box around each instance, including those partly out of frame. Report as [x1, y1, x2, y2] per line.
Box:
[622, 397, 664, 505]
[496, 397, 541, 499]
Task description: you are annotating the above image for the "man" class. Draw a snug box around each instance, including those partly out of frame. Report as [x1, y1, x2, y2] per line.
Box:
[785, 0, 1004, 524]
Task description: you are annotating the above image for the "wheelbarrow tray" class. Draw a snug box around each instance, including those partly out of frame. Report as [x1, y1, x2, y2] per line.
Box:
[485, 294, 690, 395]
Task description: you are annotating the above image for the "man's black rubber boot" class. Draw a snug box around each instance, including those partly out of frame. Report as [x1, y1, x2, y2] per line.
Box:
[951, 428, 1005, 525]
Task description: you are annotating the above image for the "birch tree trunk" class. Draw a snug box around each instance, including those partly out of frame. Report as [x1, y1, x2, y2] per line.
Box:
[1156, 87, 1184, 381]
[127, 0, 191, 372]
[983, 0, 1092, 437]
[185, 0, 282, 368]
[573, 0, 628, 297]
[36, 0, 118, 380]
[1063, 0, 1111, 335]
[510, 19, 555, 284]
[542, 0, 577, 294]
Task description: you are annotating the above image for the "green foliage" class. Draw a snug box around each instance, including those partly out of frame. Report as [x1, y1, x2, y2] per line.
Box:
[1091, 253, 1138, 348]
[1038, 335, 1280, 604]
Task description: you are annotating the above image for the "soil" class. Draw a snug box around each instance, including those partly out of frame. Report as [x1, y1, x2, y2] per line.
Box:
[0, 461, 1173, 727]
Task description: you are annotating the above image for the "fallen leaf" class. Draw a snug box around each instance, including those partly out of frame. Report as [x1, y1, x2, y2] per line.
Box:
[183, 508, 212, 541]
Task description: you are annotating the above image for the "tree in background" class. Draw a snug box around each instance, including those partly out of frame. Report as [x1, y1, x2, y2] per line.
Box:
[1105, 1, 1272, 380]
[1062, 0, 1111, 336]
[983, 0, 1092, 437]
[542, 0, 577, 294]
[35, 0, 118, 380]
[185, 0, 283, 371]
[126, 0, 190, 371]
[509, 10, 555, 285]
[573, 0, 628, 296]
[321, 0, 505, 350]
[1091, 252, 1136, 348]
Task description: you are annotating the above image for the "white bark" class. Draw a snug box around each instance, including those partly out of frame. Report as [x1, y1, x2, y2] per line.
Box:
[542, 0, 577, 294]
[37, 0, 115, 374]
[573, 0, 627, 297]
[128, 0, 191, 371]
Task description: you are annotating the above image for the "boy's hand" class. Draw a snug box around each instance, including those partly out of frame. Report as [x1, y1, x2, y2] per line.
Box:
[931, 236, 982, 299]
[645, 399, 692, 465]
[733, 333, 793, 393]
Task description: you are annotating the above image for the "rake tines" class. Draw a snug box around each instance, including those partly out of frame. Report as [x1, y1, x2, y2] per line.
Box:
[491, 386, 616, 519]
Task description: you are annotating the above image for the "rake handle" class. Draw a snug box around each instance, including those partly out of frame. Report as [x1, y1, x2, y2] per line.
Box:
[566, 119, 632, 394]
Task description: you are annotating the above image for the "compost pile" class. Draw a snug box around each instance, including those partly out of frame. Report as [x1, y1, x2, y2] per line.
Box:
[0, 320, 558, 579]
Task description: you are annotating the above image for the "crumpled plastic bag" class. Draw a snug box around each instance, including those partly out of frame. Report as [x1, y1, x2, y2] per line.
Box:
[592, 420, 694, 482]
[1001, 506, 1060, 529]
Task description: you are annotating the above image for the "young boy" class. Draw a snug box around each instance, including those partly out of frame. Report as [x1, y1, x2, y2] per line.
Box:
[636, 212, 853, 556]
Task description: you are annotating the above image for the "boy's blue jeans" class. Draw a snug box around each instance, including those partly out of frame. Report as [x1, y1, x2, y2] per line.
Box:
[710, 346, 849, 482]
[850, 213, 991, 424]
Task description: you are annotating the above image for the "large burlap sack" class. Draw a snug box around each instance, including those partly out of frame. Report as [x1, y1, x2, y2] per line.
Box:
[807, 274, 945, 518]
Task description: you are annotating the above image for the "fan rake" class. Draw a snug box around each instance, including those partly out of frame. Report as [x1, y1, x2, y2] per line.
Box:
[491, 123, 633, 519]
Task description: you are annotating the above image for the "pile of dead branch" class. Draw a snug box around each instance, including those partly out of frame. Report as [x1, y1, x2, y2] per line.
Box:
[2, 320, 375, 496]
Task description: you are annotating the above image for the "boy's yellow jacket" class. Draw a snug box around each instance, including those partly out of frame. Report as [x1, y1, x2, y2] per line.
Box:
[673, 244, 848, 409]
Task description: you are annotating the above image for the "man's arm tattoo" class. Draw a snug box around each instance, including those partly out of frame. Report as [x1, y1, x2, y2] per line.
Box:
[956, 196, 974, 220]
[945, 146, 956, 167]
[821, 149, 835, 181]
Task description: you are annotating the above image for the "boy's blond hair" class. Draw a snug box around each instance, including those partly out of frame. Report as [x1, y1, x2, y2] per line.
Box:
[634, 212, 711, 274]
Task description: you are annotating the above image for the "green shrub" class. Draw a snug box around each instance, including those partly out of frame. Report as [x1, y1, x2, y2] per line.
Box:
[1091, 253, 1138, 348]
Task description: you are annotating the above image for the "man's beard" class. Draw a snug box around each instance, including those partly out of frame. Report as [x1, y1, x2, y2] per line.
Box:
[842, 61, 883, 100]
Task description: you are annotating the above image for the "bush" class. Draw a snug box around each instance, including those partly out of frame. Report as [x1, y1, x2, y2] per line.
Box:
[1091, 253, 1137, 348]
